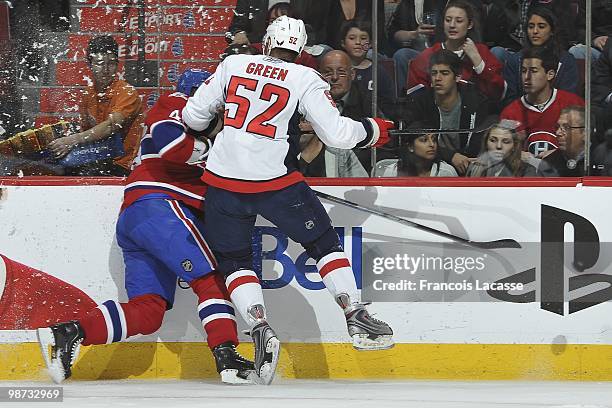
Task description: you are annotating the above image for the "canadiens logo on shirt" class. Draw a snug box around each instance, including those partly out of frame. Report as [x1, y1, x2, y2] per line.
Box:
[526, 131, 559, 156]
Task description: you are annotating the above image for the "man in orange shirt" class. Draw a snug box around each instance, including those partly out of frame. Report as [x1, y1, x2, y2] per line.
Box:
[49, 36, 143, 176]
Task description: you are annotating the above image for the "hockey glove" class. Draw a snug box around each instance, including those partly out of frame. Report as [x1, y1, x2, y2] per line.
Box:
[186, 138, 212, 165]
[357, 117, 394, 148]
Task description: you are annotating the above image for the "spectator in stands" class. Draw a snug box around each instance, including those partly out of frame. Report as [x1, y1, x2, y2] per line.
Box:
[248, 3, 319, 69]
[503, 6, 579, 106]
[398, 50, 489, 175]
[489, 0, 577, 65]
[387, 0, 445, 94]
[301, 50, 373, 176]
[501, 47, 584, 159]
[339, 19, 396, 119]
[297, 121, 368, 177]
[482, 0, 523, 56]
[406, 0, 504, 101]
[320, 50, 372, 119]
[569, 0, 612, 62]
[519, 1, 576, 50]
[372, 132, 457, 177]
[226, 0, 331, 47]
[326, 0, 386, 53]
[467, 119, 537, 176]
[591, 129, 612, 176]
[537, 105, 586, 176]
[591, 35, 612, 145]
[48, 35, 143, 176]
[388, 0, 484, 93]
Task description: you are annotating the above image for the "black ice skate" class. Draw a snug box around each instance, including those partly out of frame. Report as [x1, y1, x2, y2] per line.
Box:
[37, 321, 84, 384]
[337, 294, 394, 351]
[212, 341, 256, 384]
[247, 304, 280, 385]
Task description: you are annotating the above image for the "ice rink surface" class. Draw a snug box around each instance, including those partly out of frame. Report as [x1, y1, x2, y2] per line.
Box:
[2, 379, 612, 408]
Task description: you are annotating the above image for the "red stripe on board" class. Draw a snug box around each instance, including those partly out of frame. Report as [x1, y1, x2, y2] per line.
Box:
[307, 177, 583, 188]
[227, 275, 260, 295]
[319, 258, 351, 279]
[0, 177, 125, 186]
[0, 177, 593, 188]
[582, 177, 612, 187]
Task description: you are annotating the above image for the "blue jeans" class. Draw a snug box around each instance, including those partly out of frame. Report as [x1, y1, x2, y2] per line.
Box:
[569, 44, 601, 62]
[490, 46, 515, 66]
[393, 47, 420, 94]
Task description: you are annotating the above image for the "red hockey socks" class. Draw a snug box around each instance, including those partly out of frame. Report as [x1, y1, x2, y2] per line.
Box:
[190, 273, 239, 349]
[80, 294, 166, 346]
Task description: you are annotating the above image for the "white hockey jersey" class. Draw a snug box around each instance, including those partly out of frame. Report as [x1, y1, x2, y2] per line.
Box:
[182, 54, 372, 193]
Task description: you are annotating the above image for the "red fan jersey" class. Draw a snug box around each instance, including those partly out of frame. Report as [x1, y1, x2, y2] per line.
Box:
[122, 92, 209, 211]
[501, 89, 585, 154]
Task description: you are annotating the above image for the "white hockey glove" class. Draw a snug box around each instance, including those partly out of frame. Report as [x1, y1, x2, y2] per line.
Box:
[186, 138, 212, 165]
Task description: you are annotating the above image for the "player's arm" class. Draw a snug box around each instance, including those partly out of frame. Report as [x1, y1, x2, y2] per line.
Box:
[149, 100, 211, 165]
[299, 73, 392, 149]
[182, 65, 226, 132]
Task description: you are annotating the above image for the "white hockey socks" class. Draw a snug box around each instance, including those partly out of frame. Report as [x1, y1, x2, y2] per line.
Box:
[225, 269, 266, 327]
[317, 252, 360, 305]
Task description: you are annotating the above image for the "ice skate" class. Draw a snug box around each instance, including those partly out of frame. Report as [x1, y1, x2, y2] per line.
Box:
[337, 294, 394, 351]
[247, 304, 280, 385]
[212, 341, 256, 384]
[37, 321, 84, 384]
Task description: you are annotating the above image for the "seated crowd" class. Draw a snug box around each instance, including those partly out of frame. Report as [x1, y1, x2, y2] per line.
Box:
[1, 0, 610, 178]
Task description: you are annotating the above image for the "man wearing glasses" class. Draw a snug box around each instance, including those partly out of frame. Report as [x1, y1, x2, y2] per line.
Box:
[537, 105, 587, 177]
[48, 35, 143, 176]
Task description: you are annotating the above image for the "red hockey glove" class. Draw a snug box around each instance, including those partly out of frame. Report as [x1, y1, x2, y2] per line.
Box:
[359, 117, 394, 148]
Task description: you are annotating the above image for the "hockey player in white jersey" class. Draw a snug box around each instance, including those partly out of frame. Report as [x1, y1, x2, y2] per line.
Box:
[183, 16, 394, 385]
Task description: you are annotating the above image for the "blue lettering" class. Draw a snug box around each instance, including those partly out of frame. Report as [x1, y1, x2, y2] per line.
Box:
[253, 226, 363, 290]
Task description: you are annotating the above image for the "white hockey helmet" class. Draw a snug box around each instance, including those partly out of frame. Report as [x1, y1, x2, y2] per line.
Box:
[262, 15, 308, 56]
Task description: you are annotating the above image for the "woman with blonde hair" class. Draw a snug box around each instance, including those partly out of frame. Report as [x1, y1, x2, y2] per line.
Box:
[467, 120, 537, 177]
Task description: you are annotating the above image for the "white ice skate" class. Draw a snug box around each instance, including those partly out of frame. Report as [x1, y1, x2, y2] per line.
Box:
[337, 294, 394, 350]
[247, 304, 281, 385]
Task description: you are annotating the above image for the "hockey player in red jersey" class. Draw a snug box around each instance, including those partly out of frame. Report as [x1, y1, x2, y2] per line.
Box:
[182, 16, 395, 385]
[501, 47, 584, 157]
[37, 70, 255, 385]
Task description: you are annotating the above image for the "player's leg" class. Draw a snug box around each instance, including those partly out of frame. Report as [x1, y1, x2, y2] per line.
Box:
[154, 199, 254, 383]
[37, 204, 172, 384]
[260, 182, 394, 350]
[204, 186, 280, 385]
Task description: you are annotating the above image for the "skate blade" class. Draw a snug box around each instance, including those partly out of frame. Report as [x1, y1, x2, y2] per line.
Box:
[256, 337, 281, 385]
[352, 334, 394, 351]
[220, 369, 257, 385]
[36, 328, 66, 384]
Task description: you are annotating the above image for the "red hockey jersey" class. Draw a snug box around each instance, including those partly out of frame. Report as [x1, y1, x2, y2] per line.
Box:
[500, 89, 585, 155]
[122, 92, 208, 211]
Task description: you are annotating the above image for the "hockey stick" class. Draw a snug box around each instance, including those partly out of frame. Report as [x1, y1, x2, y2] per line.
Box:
[389, 124, 496, 136]
[314, 190, 521, 250]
